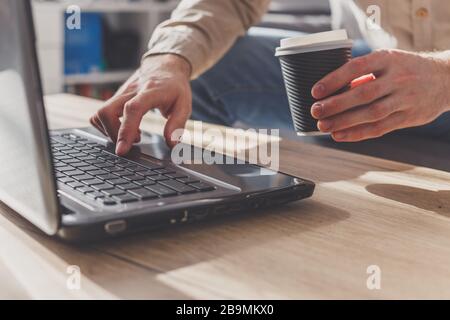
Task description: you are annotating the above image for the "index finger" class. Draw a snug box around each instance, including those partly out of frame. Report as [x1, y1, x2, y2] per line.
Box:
[115, 90, 164, 155]
[312, 51, 388, 100]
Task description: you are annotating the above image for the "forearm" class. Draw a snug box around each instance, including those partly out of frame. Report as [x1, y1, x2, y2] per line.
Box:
[143, 0, 270, 79]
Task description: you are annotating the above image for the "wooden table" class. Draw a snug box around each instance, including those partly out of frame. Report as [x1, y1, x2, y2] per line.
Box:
[1, 94, 450, 299]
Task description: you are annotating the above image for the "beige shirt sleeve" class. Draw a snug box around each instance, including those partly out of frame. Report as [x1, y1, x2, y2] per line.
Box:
[143, 0, 271, 79]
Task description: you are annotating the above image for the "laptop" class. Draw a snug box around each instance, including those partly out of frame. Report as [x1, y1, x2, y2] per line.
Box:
[0, 0, 315, 242]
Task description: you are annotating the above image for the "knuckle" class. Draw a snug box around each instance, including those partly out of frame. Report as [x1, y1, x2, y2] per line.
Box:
[123, 101, 141, 117]
[89, 116, 97, 125]
[369, 103, 386, 119]
[323, 98, 338, 115]
[96, 108, 107, 120]
[118, 125, 132, 139]
[368, 122, 384, 138]
[374, 49, 390, 60]
[356, 87, 374, 101]
[145, 78, 160, 89]
[350, 57, 368, 74]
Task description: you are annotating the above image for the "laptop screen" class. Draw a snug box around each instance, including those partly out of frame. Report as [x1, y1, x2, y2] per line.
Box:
[0, 0, 59, 234]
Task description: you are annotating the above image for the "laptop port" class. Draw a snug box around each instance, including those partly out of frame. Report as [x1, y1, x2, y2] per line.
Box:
[104, 220, 127, 235]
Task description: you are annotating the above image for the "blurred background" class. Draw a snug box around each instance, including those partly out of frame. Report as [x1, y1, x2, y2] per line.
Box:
[32, 0, 450, 173]
[32, 0, 331, 99]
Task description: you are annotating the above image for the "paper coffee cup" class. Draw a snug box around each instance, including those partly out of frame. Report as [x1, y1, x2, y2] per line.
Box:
[276, 30, 353, 135]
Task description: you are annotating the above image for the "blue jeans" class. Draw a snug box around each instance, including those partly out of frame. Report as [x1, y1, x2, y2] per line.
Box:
[191, 28, 450, 141]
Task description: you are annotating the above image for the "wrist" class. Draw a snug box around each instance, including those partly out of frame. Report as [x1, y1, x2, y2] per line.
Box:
[438, 59, 450, 112]
[444, 61, 450, 111]
[142, 53, 192, 80]
[424, 52, 450, 112]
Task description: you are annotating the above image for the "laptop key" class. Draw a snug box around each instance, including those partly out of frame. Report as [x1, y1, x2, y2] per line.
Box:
[67, 181, 84, 189]
[122, 164, 146, 172]
[92, 183, 115, 191]
[65, 170, 85, 176]
[159, 180, 197, 194]
[148, 175, 170, 182]
[78, 156, 97, 161]
[87, 169, 108, 176]
[61, 149, 79, 155]
[56, 166, 75, 172]
[136, 170, 158, 177]
[146, 184, 177, 197]
[56, 146, 72, 152]
[134, 179, 156, 187]
[93, 144, 107, 150]
[164, 173, 188, 179]
[76, 186, 95, 194]
[118, 183, 141, 190]
[74, 146, 91, 151]
[100, 198, 117, 206]
[154, 168, 176, 175]
[58, 177, 74, 184]
[177, 177, 201, 184]
[123, 174, 145, 182]
[97, 173, 119, 180]
[69, 143, 85, 148]
[113, 170, 134, 177]
[99, 162, 114, 168]
[63, 159, 83, 165]
[51, 136, 73, 145]
[72, 152, 88, 158]
[129, 188, 158, 200]
[106, 178, 129, 185]
[190, 182, 216, 192]
[141, 162, 165, 170]
[86, 191, 105, 200]
[77, 165, 98, 172]
[53, 152, 65, 157]
[102, 188, 126, 197]
[107, 166, 125, 173]
[54, 155, 72, 161]
[86, 159, 104, 165]
[73, 174, 94, 181]
[53, 162, 66, 168]
[82, 178, 104, 186]
[113, 194, 139, 204]
[131, 166, 147, 172]
[55, 172, 65, 178]
[70, 162, 91, 168]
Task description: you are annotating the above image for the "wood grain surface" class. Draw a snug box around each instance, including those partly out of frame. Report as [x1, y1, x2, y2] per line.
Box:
[0, 94, 449, 299]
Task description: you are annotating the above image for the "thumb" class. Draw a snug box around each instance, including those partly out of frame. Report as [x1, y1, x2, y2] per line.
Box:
[163, 96, 191, 148]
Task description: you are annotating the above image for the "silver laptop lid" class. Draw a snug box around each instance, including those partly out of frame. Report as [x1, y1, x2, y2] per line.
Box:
[0, 0, 59, 234]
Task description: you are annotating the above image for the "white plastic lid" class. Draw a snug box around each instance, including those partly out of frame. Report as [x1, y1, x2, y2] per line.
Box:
[275, 29, 353, 56]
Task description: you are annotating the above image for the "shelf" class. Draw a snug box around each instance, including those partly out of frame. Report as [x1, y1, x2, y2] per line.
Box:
[36, 0, 179, 13]
[64, 70, 134, 85]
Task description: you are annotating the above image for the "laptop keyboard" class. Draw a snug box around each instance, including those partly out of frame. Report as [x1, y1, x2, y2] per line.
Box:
[51, 133, 216, 206]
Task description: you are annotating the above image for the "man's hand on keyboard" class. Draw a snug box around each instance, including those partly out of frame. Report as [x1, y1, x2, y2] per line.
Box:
[90, 54, 192, 156]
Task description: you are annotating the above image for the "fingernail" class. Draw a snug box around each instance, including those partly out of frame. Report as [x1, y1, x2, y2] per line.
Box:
[318, 120, 332, 132]
[116, 140, 127, 155]
[334, 132, 346, 140]
[312, 83, 325, 98]
[311, 103, 324, 118]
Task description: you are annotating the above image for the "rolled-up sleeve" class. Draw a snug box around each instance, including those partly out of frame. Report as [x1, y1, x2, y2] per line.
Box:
[143, 0, 271, 79]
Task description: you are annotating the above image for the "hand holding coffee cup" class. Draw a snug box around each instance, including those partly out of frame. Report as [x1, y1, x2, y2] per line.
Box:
[276, 30, 353, 135]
